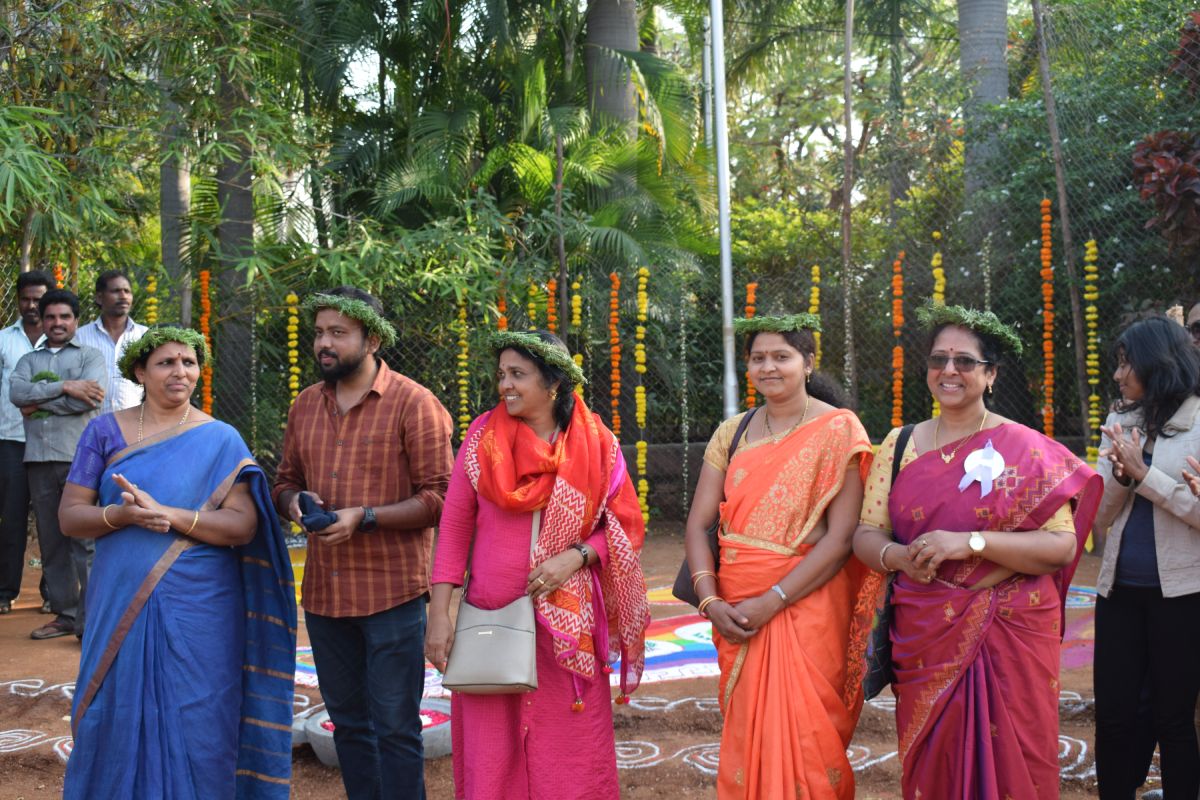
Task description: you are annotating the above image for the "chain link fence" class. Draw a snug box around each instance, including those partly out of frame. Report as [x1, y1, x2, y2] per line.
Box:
[2, 1, 1195, 521]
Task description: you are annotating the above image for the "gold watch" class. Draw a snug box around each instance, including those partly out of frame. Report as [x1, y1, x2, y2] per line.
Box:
[968, 531, 986, 554]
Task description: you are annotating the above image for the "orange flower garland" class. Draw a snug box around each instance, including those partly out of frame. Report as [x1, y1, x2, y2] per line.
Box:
[286, 292, 300, 404]
[143, 273, 159, 325]
[497, 283, 509, 331]
[1084, 239, 1101, 462]
[456, 295, 471, 440]
[54, 263, 65, 289]
[546, 278, 558, 334]
[744, 281, 758, 408]
[930, 232, 945, 417]
[1040, 198, 1055, 437]
[198, 269, 213, 414]
[609, 272, 621, 437]
[808, 266, 822, 369]
[891, 251, 906, 429]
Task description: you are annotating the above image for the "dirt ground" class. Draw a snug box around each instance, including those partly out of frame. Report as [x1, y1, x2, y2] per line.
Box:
[0, 525, 1140, 798]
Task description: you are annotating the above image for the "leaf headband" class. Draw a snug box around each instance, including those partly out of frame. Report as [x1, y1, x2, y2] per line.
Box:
[119, 327, 211, 383]
[490, 331, 587, 387]
[733, 313, 823, 335]
[302, 293, 398, 348]
[915, 300, 1024, 357]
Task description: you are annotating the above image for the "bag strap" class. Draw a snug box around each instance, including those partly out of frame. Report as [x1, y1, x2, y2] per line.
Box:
[727, 407, 758, 464]
[891, 424, 915, 488]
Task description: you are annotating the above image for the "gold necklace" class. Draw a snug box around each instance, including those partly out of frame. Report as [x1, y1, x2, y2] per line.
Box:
[933, 410, 988, 464]
[138, 401, 192, 443]
[764, 394, 811, 438]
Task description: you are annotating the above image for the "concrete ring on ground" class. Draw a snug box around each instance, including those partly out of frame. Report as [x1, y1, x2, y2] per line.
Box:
[305, 698, 453, 767]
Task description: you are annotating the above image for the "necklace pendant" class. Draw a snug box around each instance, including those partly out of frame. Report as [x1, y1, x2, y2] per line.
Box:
[941, 453, 953, 464]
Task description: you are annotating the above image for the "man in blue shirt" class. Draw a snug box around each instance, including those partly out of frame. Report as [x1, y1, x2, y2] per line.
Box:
[0, 270, 53, 615]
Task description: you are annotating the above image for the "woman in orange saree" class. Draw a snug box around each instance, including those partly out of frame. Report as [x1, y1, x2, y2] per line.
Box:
[684, 314, 881, 799]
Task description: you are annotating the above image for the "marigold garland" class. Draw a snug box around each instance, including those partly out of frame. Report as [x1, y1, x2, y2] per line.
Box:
[1084, 239, 1101, 462]
[286, 291, 300, 404]
[891, 251, 906, 429]
[546, 278, 558, 334]
[634, 267, 650, 522]
[456, 295, 471, 440]
[930, 232, 945, 416]
[1040, 198, 1055, 437]
[808, 266, 822, 368]
[198, 269, 213, 414]
[527, 281, 539, 327]
[143, 273, 159, 325]
[497, 282, 509, 331]
[570, 278, 583, 370]
[609, 272, 622, 438]
[744, 281, 758, 408]
[54, 263, 65, 289]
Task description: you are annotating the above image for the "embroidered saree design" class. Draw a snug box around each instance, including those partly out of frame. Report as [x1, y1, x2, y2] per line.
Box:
[887, 423, 1101, 799]
[65, 422, 296, 799]
[712, 409, 879, 800]
[467, 400, 650, 693]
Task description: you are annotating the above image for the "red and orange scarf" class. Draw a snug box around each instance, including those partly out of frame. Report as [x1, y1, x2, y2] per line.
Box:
[466, 397, 650, 693]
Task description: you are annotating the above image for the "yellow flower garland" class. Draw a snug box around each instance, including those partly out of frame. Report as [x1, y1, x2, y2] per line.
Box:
[570, 278, 583, 370]
[1084, 239, 1101, 462]
[744, 281, 758, 408]
[891, 251, 906, 429]
[456, 295, 471, 440]
[527, 281, 539, 327]
[286, 292, 301, 404]
[808, 266, 821, 368]
[931, 232, 945, 417]
[144, 274, 159, 325]
[609, 273, 622, 437]
[634, 267, 650, 522]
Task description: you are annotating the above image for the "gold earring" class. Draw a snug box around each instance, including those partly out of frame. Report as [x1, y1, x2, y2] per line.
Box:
[549, 389, 559, 401]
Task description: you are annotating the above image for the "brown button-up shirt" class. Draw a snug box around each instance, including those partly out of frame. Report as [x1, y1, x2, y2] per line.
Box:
[273, 358, 453, 617]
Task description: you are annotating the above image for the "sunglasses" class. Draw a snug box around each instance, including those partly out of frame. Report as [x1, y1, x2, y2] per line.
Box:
[1189, 322, 1200, 338]
[926, 354, 992, 372]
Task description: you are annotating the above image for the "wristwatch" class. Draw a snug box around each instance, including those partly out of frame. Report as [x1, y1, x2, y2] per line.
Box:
[358, 506, 377, 533]
[968, 531, 986, 554]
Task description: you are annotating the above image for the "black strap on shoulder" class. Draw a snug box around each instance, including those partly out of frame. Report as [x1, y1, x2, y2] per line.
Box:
[891, 424, 915, 487]
[728, 407, 758, 463]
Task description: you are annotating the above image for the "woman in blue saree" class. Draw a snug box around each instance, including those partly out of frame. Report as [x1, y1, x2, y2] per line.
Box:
[59, 328, 296, 799]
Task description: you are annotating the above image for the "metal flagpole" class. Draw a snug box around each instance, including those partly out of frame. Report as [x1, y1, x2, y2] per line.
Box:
[709, 0, 738, 419]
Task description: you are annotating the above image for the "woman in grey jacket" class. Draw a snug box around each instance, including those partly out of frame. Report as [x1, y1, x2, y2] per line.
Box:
[1096, 316, 1200, 799]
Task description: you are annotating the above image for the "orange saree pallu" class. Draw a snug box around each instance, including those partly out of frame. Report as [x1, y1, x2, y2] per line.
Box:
[712, 410, 881, 799]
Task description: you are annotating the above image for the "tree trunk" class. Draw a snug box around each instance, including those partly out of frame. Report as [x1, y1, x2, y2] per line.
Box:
[841, 0, 858, 404]
[160, 102, 192, 326]
[215, 71, 255, 436]
[19, 207, 35, 272]
[585, 0, 638, 134]
[957, 0, 1007, 194]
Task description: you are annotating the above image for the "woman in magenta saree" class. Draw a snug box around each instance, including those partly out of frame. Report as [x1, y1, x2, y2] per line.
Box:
[855, 304, 1101, 799]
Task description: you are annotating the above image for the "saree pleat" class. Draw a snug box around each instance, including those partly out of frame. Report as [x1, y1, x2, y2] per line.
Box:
[711, 410, 877, 800]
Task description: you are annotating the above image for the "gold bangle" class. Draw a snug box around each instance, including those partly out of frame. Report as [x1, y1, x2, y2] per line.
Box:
[879, 542, 898, 574]
[101, 504, 118, 530]
[184, 509, 200, 536]
[697, 595, 723, 617]
[690, 569, 716, 588]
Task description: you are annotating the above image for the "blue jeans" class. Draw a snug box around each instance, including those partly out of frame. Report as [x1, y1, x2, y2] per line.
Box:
[306, 596, 428, 800]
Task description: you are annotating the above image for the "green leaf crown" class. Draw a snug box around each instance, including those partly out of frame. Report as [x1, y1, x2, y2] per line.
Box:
[118, 327, 211, 383]
[489, 331, 587, 387]
[915, 300, 1023, 357]
[733, 313, 823, 335]
[302, 293, 398, 349]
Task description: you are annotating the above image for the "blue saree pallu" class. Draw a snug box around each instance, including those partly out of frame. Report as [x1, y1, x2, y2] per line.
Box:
[65, 422, 296, 799]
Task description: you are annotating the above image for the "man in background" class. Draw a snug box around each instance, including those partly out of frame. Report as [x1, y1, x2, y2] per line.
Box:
[10, 289, 105, 639]
[0, 270, 53, 614]
[73, 270, 147, 414]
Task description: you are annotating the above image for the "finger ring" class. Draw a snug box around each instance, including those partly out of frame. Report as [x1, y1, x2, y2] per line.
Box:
[918, 539, 928, 548]
[535, 577, 546, 586]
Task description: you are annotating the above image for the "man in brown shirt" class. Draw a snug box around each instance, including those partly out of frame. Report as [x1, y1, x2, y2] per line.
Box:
[273, 286, 452, 800]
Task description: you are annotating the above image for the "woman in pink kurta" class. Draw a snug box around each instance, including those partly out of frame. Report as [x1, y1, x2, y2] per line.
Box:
[427, 331, 650, 800]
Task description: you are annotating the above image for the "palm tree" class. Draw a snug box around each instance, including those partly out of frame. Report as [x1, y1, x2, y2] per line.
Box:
[956, 0, 1008, 192]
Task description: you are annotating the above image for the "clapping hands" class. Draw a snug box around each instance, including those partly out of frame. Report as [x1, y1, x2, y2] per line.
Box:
[1099, 422, 1149, 484]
